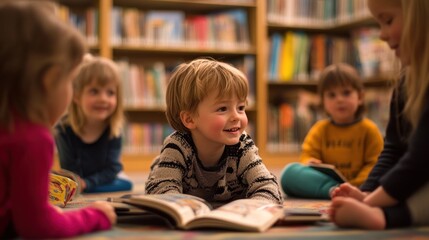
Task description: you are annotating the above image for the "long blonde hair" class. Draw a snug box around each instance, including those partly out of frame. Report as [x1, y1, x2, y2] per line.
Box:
[401, 0, 429, 130]
[0, 1, 86, 130]
[166, 58, 249, 133]
[65, 55, 124, 137]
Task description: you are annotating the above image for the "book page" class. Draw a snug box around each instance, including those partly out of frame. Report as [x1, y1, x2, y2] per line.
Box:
[186, 199, 283, 232]
[125, 194, 212, 228]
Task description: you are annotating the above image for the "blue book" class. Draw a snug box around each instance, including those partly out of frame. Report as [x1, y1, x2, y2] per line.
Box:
[145, 10, 185, 45]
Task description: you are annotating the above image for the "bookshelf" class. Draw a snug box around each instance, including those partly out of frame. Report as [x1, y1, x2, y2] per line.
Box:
[264, 0, 396, 161]
[57, 0, 395, 171]
[58, 0, 263, 171]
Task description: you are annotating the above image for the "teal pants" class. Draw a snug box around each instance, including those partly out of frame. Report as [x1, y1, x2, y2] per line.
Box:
[280, 162, 340, 199]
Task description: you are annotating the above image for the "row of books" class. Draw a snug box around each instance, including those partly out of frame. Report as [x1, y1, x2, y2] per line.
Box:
[112, 7, 250, 49]
[117, 56, 256, 108]
[352, 28, 397, 78]
[266, 89, 392, 153]
[122, 122, 255, 155]
[267, 0, 370, 26]
[56, 6, 98, 45]
[364, 88, 392, 133]
[117, 61, 171, 108]
[268, 27, 396, 82]
[122, 123, 173, 155]
[56, 5, 250, 50]
[268, 32, 352, 82]
[267, 90, 321, 153]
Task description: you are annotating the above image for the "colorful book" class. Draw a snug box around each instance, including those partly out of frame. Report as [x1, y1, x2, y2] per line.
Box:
[117, 194, 284, 232]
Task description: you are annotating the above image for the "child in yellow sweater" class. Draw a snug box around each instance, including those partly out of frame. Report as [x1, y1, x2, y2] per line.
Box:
[280, 63, 384, 199]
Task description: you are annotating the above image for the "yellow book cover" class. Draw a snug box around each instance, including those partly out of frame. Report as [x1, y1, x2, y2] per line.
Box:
[49, 170, 79, 207]
[279, 32, 294, 81]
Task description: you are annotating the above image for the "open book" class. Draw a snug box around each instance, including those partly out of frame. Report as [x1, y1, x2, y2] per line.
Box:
[119, 194, 284, 232]
[309, 163, 347, 183]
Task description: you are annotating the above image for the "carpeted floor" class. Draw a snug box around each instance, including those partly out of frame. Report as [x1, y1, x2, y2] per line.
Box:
[65, 172, 429, 240]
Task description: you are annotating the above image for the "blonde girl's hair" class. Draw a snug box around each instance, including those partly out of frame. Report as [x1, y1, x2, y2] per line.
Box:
[0, 1, 86, 130]
[66, 55, 124, 138]
[166, 58, 249, 133]
[318, 63, 365, 119]
[400, 0, 429, 130]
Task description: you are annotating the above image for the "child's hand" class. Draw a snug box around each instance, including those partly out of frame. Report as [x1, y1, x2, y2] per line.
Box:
[89, 201, 117, 225]
[52, 205, 64, 214]
[307, 158, 322, 164]
[330, 183, 367, 201]
[363, 186, 398, 207]
[78, 176, 87, 193]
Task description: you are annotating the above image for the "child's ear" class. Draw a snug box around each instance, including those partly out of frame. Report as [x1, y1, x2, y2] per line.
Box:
[358, 91, 365, 104]
[73, 94, 80, 105]
[180, 111, 195, 129]
[42, 66, 61, 93]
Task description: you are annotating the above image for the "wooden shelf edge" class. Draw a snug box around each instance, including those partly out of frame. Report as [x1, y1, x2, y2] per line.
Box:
[53, 152, 299, 173]
[121, 152, 300, 172]
[113, 45, 256, 55]
[113, 0, 257, 8]
[267, 15, 375, 32]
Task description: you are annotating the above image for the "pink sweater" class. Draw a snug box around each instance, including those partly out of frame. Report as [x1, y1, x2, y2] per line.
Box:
[0, 117, 111, 238]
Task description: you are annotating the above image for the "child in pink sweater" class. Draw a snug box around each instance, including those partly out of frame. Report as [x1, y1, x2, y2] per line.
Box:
[0, 2, 116, 238]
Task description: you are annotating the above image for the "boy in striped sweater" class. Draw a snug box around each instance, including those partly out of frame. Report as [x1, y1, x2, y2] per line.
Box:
[145, 58, 282, 207]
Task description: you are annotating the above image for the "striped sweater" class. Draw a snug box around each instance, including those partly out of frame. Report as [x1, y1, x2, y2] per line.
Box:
[145, 131, 283, 206]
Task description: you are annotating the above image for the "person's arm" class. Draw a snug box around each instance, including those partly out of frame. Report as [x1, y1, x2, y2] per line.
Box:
[364, 186, 398, 207]
[11, 129, 110, 239]
[348, 121, 384, 186]
[380, 99, 429, 201]
[300, 121, 324, 164]
[83, 136, 123, 190]
[240, 134, 283, 204]
[145, 133, 186, 194]
[360, 89, 407, 192]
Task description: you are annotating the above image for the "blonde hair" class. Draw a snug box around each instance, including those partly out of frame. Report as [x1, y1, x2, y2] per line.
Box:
[166, 58, 249, 133]
[65, 55, 124, 137]
[401, 0, 429, 130]
[318, 63, 365, 119]
[0, 1, 86, 130]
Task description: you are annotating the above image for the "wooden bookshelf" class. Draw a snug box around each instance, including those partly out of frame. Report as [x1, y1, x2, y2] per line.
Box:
[264, 0, 395, 157]
[57, 0, 395, 171]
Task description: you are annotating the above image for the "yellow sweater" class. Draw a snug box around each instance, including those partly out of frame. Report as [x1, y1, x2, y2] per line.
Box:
[300, 118, 384, 186]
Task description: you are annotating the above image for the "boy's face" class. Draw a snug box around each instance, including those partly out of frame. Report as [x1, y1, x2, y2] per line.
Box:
[323, 85, 363, 124]
[368, 0, 403, 61]
[74, 80, 117, 124]
[188, 91, 248, 148]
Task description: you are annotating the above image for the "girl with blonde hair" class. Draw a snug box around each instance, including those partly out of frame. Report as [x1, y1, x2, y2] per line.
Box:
[55, 54, 132, 193]
[330, 0, 429, 229]
[0, 2, 115, 238]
